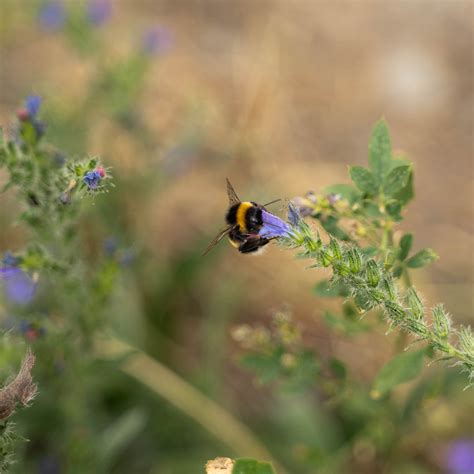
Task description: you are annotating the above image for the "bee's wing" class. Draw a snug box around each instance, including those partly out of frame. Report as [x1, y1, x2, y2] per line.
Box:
[226, 178, 241, 206]
[202, 225, 234, 256]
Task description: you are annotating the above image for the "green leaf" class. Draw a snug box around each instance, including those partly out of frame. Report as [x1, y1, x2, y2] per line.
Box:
[385, 201, 402, 221]
[349, 166, 378, 195]
[329, 358, 347, 379]
[240, 352, 282, 384]
[394, 169, 414, 205]
[406, 248, 438, 268]
[372, 349, 426, 397]
[233, 458, 276, 474]
[314, 279, 350, 297]
[323, 184, 360, 204]
[398, 234, 413, 261]
[369, 119, 392, 183]
[383, 165, 411, 197]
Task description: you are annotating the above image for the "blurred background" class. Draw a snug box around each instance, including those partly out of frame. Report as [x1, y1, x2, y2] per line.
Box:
[0, 1, 473, 473]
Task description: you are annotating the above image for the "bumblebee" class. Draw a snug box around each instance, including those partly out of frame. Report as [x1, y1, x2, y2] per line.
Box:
[203, 179, 280, 255]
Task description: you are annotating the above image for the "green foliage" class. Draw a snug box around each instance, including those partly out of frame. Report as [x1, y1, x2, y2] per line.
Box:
[232, 458, 276, 474]
[368, 119, 392, 184]
[406, 248, 438, 268]
[372, 349, 426, 398]
[281, 119, 473, 384]
[349, 166, 378, 195]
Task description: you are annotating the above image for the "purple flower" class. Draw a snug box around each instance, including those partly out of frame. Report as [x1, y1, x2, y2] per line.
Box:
[87, 0, 112, 26]
[26, 96, 42, 118]
[2, 252, 20, 267]
[83, 170, 102, 190]
[103, 237, 118, 256]
[446, 439, 474, 474]
[0, 267, 36, 305]
[141, 26, 173, 55]
[327, 193, 341, 206]
[288, 202, 302, 227]
[259, 209, 291, 239]
[38, 1, 65, 31]
[291, 196, 314, 217]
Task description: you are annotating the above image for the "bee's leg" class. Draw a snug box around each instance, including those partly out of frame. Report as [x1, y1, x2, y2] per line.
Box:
[238, 238, 269, 254]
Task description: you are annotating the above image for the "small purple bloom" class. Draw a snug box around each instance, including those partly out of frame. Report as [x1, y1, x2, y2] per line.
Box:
[38, 1, 65, 31]
[103, 237, 118, 257]
[0, 267, 36, 305]
[119, 248, 136, 266]
[287, 202, 302, 227]
[141, 26, 173, 55]
[26, 96, 42, 118]
[87, 0, 112, 26]
[2, 252, 20, 267]
[327, 193, 341, 206]
[259, 209, 291, 239]
[83, 170, 102, 190]
[446, 439, 474, 474]
[291, 197, 314, 217]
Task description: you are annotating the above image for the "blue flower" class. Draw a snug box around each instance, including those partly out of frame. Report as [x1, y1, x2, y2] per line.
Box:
[141, 26, 173, 56]
[0, 267, 36, 305]
[103, 237, 118, 256]
[2, 251, 20, 267]
[26, 96, 42, 118]
[259, 209, 291, 239]
[287, 202, 302, 227]
[446, 439, 474, 474]
[38, 1, 65, 31]
[83, 170, 102, 190]
[87, 0, 112, 26]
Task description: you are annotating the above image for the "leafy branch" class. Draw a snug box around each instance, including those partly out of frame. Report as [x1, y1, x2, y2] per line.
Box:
[280, 214, 474, 385]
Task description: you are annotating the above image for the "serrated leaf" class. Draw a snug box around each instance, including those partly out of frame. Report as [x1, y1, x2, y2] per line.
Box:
[369, 119, 392, 183]
[349, 166, 378, 195]
[372, 349, 426, 397]
[232, 458, 276, 474]
[406, 248, 438, 268]
[323, 184, 360, 204]
[398, 234, 413, 261]
[383, 165, 411, 197]
[314, 279, 350, 298]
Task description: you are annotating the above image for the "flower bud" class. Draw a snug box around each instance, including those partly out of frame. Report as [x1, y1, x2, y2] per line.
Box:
[382, 275, 397, 301]
[366, 259, 380, 287]
[320, 249, 333, 267]
[385, 301, 405, 322]
[432, 304, 451, 339]
[406, 288, 424, 320]
[347, 248, 362, 274]
[329, 237, 343, 261]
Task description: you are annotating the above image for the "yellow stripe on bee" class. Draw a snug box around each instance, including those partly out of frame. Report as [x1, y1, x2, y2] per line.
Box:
[236, 202, 252, 232]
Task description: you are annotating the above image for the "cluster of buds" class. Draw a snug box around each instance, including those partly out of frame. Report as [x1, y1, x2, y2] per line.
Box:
[292, 191, 349, 218]
[16, 96, 45, 143]
[83, 165, 106, 190]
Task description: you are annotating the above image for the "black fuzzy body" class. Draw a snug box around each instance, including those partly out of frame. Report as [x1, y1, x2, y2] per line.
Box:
[226, 202, 268, 253]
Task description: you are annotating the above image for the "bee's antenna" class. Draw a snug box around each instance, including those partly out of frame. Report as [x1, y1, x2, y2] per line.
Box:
[262, 198, 281, 207]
